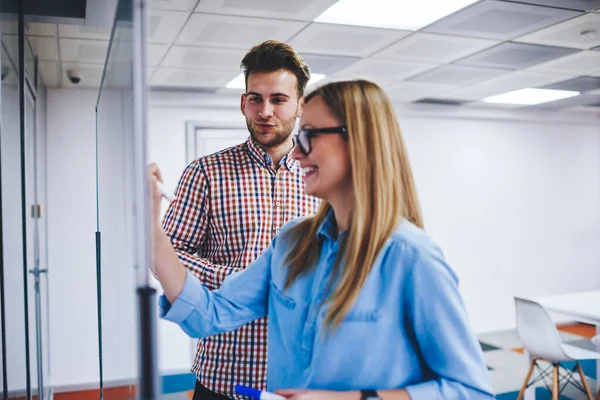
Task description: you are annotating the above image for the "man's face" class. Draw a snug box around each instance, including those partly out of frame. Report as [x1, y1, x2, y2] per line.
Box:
[240, 69, 302, 149]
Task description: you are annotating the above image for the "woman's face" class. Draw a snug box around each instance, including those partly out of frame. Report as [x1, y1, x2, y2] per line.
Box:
[291, 95, 352, 202]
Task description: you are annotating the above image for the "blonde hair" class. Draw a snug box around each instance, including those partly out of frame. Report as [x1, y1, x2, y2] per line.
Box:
[284, 80, 423, 330]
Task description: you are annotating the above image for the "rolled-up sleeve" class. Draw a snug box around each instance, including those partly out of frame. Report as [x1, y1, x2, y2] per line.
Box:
[404, 245, 494, 400]
[159, 242, 273, 338]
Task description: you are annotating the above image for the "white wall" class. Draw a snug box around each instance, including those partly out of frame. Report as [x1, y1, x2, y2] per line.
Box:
[400, 113, 600, 332]
[43, 88, 600, 389]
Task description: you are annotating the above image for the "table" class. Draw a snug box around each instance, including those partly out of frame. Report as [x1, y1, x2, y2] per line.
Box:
[523, 290, 600, 399]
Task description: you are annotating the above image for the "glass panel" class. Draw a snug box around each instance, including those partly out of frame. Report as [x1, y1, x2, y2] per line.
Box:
[95, 0, 140, 397]
[0, 17, 31, 399]
[24, 36, 34, 87]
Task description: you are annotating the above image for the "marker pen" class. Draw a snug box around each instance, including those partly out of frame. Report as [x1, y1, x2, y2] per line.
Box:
[156, 181, 174, 202]
[234, 384, 286, 400]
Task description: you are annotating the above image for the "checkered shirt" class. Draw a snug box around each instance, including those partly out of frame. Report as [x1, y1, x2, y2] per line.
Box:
[162, 137, 320, 398]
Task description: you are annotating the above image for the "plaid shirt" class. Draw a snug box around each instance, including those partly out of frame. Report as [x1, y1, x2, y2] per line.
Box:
[163, 137, 319, 398]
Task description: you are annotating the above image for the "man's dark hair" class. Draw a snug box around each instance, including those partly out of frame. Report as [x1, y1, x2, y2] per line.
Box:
[241, 40, 311, 97]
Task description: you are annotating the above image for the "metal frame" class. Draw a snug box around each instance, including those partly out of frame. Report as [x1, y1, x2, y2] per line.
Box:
[132, 0, 159, 397]
[17, 4, 32, 398]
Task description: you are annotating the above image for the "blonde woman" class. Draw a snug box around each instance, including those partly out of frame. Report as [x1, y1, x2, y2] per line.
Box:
[150, 80, 494, 400]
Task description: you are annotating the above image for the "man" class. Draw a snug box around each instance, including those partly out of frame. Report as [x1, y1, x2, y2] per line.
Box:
[162, 40, 320, 399]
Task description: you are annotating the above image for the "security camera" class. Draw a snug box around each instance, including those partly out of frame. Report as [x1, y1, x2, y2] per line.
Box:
[66, 69, 81, 84]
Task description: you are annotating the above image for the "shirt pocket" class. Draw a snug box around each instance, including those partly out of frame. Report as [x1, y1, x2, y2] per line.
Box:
[269, 282, 309, 350]
[270, 281, 296, 310]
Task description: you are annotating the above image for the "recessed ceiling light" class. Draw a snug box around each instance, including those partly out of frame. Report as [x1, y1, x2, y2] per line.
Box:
[315, 0, 479, 31]
[225, 73, 245, 89]
[483, 88, 580, 105]
[225, 73, 327, 90]
[308, 73, 326, 86]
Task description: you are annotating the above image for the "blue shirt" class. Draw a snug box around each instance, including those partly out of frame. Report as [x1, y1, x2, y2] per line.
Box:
[160, 210, 494, 399]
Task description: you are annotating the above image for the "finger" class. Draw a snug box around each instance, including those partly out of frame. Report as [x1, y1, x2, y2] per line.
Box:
[276, 389, 302, 397]
[147, 162, 164, 184]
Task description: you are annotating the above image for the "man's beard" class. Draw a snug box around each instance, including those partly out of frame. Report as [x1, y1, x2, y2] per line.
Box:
[246, 115, 297, 149]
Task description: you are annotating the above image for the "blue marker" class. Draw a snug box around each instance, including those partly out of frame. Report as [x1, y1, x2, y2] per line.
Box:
[234, 384, 286, 400]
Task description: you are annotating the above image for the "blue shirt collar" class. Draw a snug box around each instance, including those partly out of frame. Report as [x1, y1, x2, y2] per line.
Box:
[317, 208, 342, 241]
[245, 137, 300, 173]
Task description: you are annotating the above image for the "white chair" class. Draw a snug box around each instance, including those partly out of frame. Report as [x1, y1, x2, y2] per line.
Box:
[514, 297, 600, 400]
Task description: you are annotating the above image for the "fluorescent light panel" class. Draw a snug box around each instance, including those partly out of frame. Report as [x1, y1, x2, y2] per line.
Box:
[315, 0, 480, 31]
[483, 88, 580, 105]
[225, 73, 326, 90]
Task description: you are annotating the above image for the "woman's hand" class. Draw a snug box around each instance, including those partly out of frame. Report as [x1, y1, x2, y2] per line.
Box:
[147, 162, 187, 302]
[147, 162, 164, 228]
[276, 390, 360, 400]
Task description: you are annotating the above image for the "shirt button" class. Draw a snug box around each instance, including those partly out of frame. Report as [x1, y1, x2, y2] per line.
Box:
[275, 229, 280, 234]
[276, 201, 280, 207]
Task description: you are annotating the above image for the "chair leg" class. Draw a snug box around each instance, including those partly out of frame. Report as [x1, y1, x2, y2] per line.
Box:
[552, 364, 559, 400]
[576, 362, 595, 400]
[517, 359, 537, 400]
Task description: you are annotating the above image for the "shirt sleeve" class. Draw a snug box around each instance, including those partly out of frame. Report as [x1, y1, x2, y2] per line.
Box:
[159, 237, 273, 339]
[162, 160, 235, 290]
[403, 244, 495, 400]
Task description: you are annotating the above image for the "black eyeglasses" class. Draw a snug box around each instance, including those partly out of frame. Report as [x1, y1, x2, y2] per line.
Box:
[293, 126, 347, 156]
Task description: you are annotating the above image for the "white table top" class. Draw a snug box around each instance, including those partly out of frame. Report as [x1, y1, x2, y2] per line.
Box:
[535, 290, 600, 326]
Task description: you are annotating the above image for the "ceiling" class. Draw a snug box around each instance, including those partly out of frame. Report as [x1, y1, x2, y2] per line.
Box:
[21, 0, 600, 110]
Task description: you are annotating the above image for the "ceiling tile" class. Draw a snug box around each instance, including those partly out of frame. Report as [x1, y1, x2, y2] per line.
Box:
[176, 13, 307, 48]
[27, 23, 56, 37]
[289, 23, 411, 57]
[148, 44, 169, 66]
[544, 76, 600, 92]
[424, 0, 581, 40]
[195, 0, 339, 21]
[61, 63, 104, 88]
[38, 61, 60, 88]
[29, 36, 60, 61]
[59, 24, 111, 40]
[456, 42, 579, 70]
[408, 65, 509, 86]
[148, 9, 190, 44]
[59, 38, 109, 64]
[149, 0, 199, 11]
[515, 13, 600, 50]
[300, 53, 360, 75]
[527, 50, 600, 74]
[386, 81, 454, 102]
[474, 70, 574, 90]
[593, 45, 600, 51]
[151, 67, 240, 87]
[2, 21, 18, 35]
[161, 46, 247, 70]
[501, 0, 600, 11]
[438, 84, 513, 101]
[373, 32, 499, 63]
[2, 35, 18, 66]
[336, 59, 438, 83]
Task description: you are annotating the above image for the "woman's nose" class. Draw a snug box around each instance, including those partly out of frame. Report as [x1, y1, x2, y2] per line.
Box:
[290, 141, 304, 160]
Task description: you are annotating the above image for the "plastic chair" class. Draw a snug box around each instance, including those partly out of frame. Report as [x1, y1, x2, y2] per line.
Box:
[514, 297, 600, 400]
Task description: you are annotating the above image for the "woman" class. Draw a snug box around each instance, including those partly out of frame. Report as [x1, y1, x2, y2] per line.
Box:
[150, 80, 494, 400]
